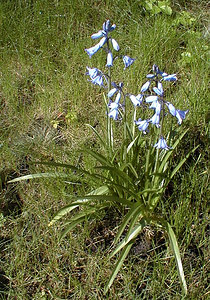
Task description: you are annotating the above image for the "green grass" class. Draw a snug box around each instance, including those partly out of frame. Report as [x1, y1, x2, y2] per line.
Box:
[0, 0, 209, 298]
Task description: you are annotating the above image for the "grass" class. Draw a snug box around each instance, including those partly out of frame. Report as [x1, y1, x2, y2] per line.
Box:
[0, 0, 209, 298]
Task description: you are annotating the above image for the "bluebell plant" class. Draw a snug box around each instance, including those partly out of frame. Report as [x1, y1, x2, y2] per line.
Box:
[84, 20, 191, 294]
[10, 19, 195, 296]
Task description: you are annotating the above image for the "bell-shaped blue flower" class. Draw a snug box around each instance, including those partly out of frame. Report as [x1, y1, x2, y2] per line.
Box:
[154, 137, 171, 150]
[108, 88, 117, 98]
[106, 51, 113, 67]
[146, 74, 155, 79]
[141, 81, 151, 93]
[86, 20, 117, 58]
[149, 100, 161, 115]
[108, 102, 119, 120]
[153, 82, 164, 96]
[85, 37, 107, 58]
[149, 112, 160, 126]
[175, 109, 189, 124]
[91, 30, 104, 40]
[162, 74, 177, 81]
[108, 82, 123, 103]
[135, 118, 149, 134]
[166, 102, 176, 116]
[122, 55, 135, 69]
[111, 38, 120, 51]
[146, 95, 158, 103]
[129, 95, 142, 107]
[86, 67, 104, 87]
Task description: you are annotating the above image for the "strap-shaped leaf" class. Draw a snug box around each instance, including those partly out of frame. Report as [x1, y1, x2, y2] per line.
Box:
[158, 128, 189, 174]
[95, 165, 134, 187]
[163, 221, 187, 295]
[83, 148, 112, 166]
[125, 207, 143, 242]
[48, 199, 92, 226]
[7, 172, 72, 183]
[127, 135, 138, 153]
[114, 202, 140, 244]
[85, 124, 106, 148]
[169, 145, 199, 180]
[105, 240, 134, 294]
[110, 218, 147, 258]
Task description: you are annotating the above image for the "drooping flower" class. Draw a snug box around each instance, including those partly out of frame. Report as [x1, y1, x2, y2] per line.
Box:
[154, 137, 171, 150]
[111, 38, 120, 51]
[108, 82, 123, 103]
[129, 94, 142, 107]
[166, 102, 176, 117]
[162, 74, 177, 81]
[149, 112, 160, 126]
[135, 118, 149, 134]
[86, 67, 105, 87]
[122, 55, 135, 69]
[141, 81, 151, 93]
[149, 100, 161, 115]
[85, 20, 119, 58]
[106, 51, 113, 67]
[153, 82, 164, 96]
[175, 109, 189, 124]
[108, 102, 119, 120]
[145, 95, 158, 103]
[85, 37, 107, 58]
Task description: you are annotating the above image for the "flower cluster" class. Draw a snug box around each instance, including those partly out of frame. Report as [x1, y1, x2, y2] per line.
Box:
[134, 65, 189, 149]
[85, 21, 189, 151]
[85, 20, 135, 71]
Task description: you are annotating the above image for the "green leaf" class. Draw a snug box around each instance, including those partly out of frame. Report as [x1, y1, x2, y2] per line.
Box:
[105, 240, 134, 294]
[88, 185, 109, 195]
[74, 195, 133, 207]
[7, 172, 72, 183]
[158, 128, 189, 174]
[114, 202, 141, 244]
[110, 218, 147, 258]
[95, 165, 134, 187]
[169, 145, 199, 180]
[31, 161, 106, 182]
[48, 199, 91, 226]
[125, 207, 144, 242]
[164, 221, 187, 295]
[60, 216, 86, 239]
[85, 124, 106, 148]
[127, 135, 138, 154]
[83, 149, 112, 166]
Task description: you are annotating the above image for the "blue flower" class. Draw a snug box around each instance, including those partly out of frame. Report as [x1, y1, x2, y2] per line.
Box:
[149, 100, 161, 115]
[153, 82, 164, 96]
[108, 82, 123, 103]
[111, 38, 120, 51]
[175, 109, 189, 124]
[108, 102, 119, 120]
[154, 137, 171, 150]
[146, 95, 158, 103]
[129, 94, 142, 107]
[141, 81, 151, 93]
[85, 37, 107, 57]
[106, 51, 113, 67]
[85, 20, 119, 58]
[162, 74, 177, 81]
[86, 67, 105, 87]
[152, 65, 167, 77]
[122, 55, 135, 69]
[166, 102, 176, 117]
[135, 118, 149, 134]
[149, 112, 160, 126]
